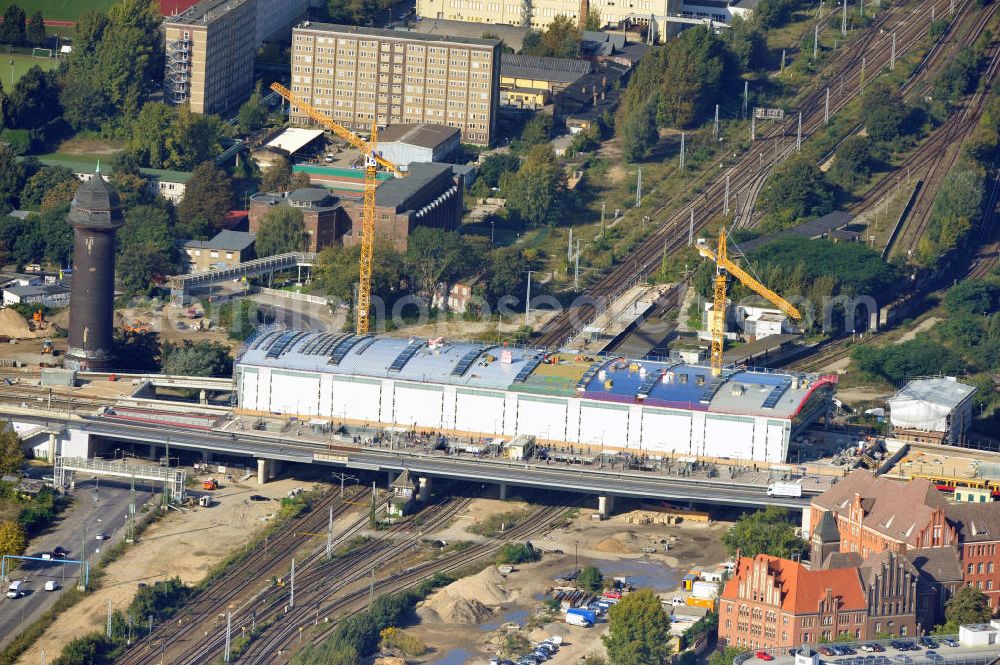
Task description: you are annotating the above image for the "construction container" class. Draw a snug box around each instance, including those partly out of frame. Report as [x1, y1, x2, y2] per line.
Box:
[691, 581, 719, 600]
[686, 596, 716, 611]
[40, 368, 77, 387]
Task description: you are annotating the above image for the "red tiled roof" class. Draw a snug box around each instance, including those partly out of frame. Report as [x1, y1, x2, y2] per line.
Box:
[724, 555, 866, 614]
[812, 470, 949, 544]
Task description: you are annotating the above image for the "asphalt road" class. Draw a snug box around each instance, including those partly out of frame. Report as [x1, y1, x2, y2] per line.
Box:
[0, 477, 154, 650]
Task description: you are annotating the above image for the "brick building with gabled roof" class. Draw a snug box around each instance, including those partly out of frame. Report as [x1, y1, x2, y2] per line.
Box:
[719, 551, 920, 651]
[807, 470, 1000, 623]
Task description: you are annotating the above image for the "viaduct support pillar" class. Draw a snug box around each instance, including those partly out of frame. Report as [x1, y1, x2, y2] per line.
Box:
[148, 444, 157, 460]
[418, 477, 431, 502]
[499, 483, 509, 501]
[800, 507, 811, 539]
[202, 450, 214, 464]
[598, 494, 615, 519]
[199, 390, 208, 405]
[257, 459, 269, 485]
[47, 433, 57, 463]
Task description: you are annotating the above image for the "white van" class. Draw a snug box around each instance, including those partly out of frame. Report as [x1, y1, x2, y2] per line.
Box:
[7, 580, 23, 598]
[44, 580, 58, 592]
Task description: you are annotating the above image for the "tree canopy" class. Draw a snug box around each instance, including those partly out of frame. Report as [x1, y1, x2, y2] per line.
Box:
[177, 162, 235, 238]
[503, 144, 567, 227]
[602, 589, 673, 665]
[577, 566, 604, 593]
[0, 520, 26, 559]
[852, 338, 965, 384]
[521, 16, 581, 58]
[936, 586, 992, 633]
[256, 207, 307, 257]
[758, 157, 835, 230]
[722, 506, 807, 559]
[162, 341, 233, 377]
[0, 428, 24, 476]
[860, 85, 910, 143]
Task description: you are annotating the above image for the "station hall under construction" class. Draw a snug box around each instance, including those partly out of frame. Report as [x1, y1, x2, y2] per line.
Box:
[235, 332, 835, 463]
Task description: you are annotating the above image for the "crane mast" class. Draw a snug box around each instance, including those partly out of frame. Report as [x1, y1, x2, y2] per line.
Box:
[269, 83, 404, 334]
[697, 227, 801, 375]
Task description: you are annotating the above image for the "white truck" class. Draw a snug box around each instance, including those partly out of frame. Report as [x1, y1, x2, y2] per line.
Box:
[766, 482, 802, 498]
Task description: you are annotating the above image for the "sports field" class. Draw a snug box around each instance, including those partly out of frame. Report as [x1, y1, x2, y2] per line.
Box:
[10, 0, 118, 23]
[0, 51, 61, 85]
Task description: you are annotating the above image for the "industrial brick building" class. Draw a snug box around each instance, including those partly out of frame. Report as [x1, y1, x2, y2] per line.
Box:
[235, 334, 834, 462]
[718, 551, 920, 651]
[249, 163, 462, 252]
[376, 123, 461, 169]
[289, 23, 501, 146]
[808, 471, 1000, 621]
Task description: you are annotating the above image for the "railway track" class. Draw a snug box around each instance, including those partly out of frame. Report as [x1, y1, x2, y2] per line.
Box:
[535, 0, 970, 349]
[117, 487, 370, 665]
[123, 494, 474, 664]
[241, 503, 573, 664]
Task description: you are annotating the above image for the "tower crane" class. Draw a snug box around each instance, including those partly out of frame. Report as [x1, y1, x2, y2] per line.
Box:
[269, 83, 404, 335]
[696, 227, 801, 375]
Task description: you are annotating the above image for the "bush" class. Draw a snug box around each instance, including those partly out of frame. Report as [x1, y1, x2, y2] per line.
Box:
[469, 509, 532, 537]
[496, 542, 541, 565]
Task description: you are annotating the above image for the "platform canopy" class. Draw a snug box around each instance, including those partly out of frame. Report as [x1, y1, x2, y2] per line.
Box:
[266, 128, 325, 155]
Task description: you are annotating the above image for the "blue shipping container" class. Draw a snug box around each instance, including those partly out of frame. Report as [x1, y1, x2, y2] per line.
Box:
[567, 608, 597, 623]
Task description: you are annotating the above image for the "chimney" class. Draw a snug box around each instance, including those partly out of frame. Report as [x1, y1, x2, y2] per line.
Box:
[592, 91, 598, 106]
[601, 90, 606, 101]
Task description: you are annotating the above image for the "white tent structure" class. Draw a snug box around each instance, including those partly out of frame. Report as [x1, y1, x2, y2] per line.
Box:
[887, 377, 976, 444]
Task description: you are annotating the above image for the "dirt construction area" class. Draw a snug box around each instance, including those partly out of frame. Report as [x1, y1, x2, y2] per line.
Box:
[16, 476, 330, 665]
[404, 499, 732, 665]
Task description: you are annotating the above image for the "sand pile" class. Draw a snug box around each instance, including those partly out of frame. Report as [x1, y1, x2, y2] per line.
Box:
[374, 657, 406, 665]
[0, 308, 43, 339]
[594, 536, 631, 554]
[417, 567, 514, 624]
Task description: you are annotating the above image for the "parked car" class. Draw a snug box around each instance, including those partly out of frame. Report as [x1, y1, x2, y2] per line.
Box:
[941, 638, 959, 648]
[756, 652, 775, 661]
[919, 638, 938, 649]
[95, 532, 109, 541]
[52, 547, 67, 559]
[839, 646, 858, 655]
[818, 647, 836, 657]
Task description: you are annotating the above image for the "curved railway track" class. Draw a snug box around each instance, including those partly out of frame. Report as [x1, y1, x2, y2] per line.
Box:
[239, 503, 573, 664]
[117, 488, 370, 665]
[535, 0, 979, 349]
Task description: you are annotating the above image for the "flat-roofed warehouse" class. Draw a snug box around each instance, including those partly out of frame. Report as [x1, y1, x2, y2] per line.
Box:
[236, 333, 835, 462]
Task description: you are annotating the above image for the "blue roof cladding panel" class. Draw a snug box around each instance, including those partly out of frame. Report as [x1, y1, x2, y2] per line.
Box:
[301, 332, 339, 355]
[266, 331, 301, 358]
[388, 342, 425, 372]
[452, 347, 485, 376]
[762, 378, 793, 409]
[699, 370, 737, 404]
[582, 360, 716, 406]
[328, 335, 368, 365]
[250, 330, 282, 351]
[637, 368, 666, 399]
[513, 356, 544, 383]
[353, 336, 378, 355]
[313, 333, 351, 357]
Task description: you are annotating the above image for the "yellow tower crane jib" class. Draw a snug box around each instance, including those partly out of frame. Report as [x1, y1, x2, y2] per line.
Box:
[698, 227, 802, 375]
[269, 83, 405, 335]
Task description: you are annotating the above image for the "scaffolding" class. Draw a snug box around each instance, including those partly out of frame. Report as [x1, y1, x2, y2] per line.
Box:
[54, 456, 186, 503]
[165, 35, 191, 105]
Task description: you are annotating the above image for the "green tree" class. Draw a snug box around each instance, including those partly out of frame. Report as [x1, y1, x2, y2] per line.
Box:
[521, 15, 581, 57]
[162, 340, 233, 377]
[723, 15, 768, 70]
[944, 278, 1000, 316]
[851, 339, 964, 384]
[0, 5, 26, 46]
[260, 154, 294, 192]
[503, 144, 566, 227]
[0, 144, 26, 212]
[127, 102, 177, 168]
[937, 586, 992, 633]
[73, 10, 109, 57]
[58, 77, 112, 132]
[9, 66, 60, 130]
[487, 246, 529, 302]
[477, 153, 520, 189]
[177, 162, 235, 237]
[0, 427, 25, 475]
[52, 633, 115, 665]
[0, 520, 26, 558]
[656, 26, 735, 128]
[165, 106, 224, 170]
[926, 164, 985, 253]
[860, 84, 909, 143]
[404, 227, 466, 295]
[755, 0, 802, 28]
[758, 157, 835, 230]
[315, 241, 405, 304]
[117, 204, 178, 292]
[585, 9, 602, 30]
[255, 207, 307, 257]
[722, 505, 807, 559]
[603, 589, 673, 665]
[577, 565, 604, 593]
[118, 242, 172, 295]
[828, 136, 872, 189]
[620, 92, 659, 162]
[518, 114, 552, 148]
[26, 10, 45, 47]
[237, 87, 269, 134]
[20, 166, 76, 207]
[709, 647, 750, 665]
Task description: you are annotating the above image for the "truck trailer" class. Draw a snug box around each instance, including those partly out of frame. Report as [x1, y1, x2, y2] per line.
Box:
[766, 482, 802, 497]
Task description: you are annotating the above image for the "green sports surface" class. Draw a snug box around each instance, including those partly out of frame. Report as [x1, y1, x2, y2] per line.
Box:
[0, 51, 61, 85]
[7, 0, 118, 23]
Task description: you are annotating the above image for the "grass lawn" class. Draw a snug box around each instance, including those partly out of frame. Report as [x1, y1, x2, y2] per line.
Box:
[10, 0, 118, 22]
[0, 50, 61, 86]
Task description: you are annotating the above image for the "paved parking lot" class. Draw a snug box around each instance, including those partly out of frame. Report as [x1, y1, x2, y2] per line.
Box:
[757, 639, 1000, 665]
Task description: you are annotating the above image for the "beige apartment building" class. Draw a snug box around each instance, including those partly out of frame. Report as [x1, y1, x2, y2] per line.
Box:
[415, 0, 681, 36]
[290, 23, 501, 146]
[164, 0, 257, 114]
